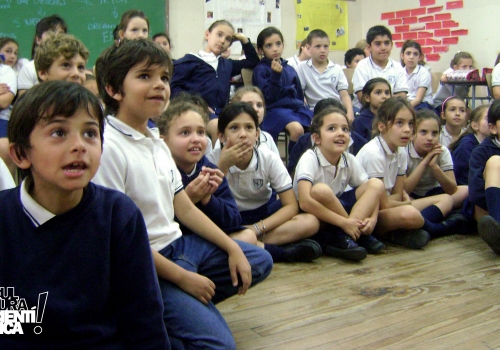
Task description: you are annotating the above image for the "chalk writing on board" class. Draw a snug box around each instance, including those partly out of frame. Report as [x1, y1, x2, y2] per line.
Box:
[32, 0, 67, 5]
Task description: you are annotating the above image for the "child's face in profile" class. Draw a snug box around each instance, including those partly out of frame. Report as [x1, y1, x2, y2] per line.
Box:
[121, 17, 149, 40]
[39, 54, 87, 85]
[313, 113, 350, 160]
[17, 109, 101, 205]
[239, 91, 265, 124]
[442, 100, 466, 128]
[474, 108, 490, 138]
[369, 35, 392, 66]
[163, 111, 207, 173]
[308, 37, 330, 65]
[413, 118, 440, 155]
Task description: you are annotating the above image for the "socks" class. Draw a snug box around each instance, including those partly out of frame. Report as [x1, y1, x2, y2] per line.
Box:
[421, 205, 447, 238]
[264, 244, 286, 263]
[485, 187, 500, 222]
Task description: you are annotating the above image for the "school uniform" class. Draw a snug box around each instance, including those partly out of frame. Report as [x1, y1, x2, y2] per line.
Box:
[440, 125, 466, 149]
[208, 146, 292, 223]
[287, 131, 367, 174]
[0, 64, 17, 137]
[352, 56, 408, 109]
[296, 59, 349, 109]
[93, 116, 272, 349]
[171, 40, 259, 118]
[16, 59, 38, 91]
[252, 57, 313, 140]
[405, 65, 434, 110]
[177, 155, 243, 233]
[0, 157, 14, 191]
[285, 54, 302, 71]
[493, 63, 500, 88]
[451, 133, 480, 185]
[352, 108, 375, 141]
[293, 148, 368, 200]
[356, 136, 408, 194]
[468, 137, 500, 211]
[406, 142, 454, 197]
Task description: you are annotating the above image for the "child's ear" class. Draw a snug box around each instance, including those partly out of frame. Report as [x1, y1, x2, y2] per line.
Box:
[217, 132, 226, 145]
[105, 84, 123, 101]
[8, 144, 31, 170]
[204, 30, 210, 41]
[37, 70, 49, 82]
[377, 122, 386, 134]
[489, 123, 497, 136]
[312, 133, 321, 145]
[470, 121, 479, 132]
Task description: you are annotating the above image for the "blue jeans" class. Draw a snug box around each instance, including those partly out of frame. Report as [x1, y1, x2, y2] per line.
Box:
[158, 235, 272, 349]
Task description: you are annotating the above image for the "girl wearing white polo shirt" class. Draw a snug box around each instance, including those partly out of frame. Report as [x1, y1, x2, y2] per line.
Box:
[400, 40, 434, 110]
[356, 97, 459, 248]
[294, 107, 386, 261]
[208, 102, 322, 262]
[405, 109, 469, 211]
[440, 96, 467, 148]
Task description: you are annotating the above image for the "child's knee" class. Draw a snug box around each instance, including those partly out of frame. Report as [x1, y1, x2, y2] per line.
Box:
[366, 178, 385, 194]
[286, 123, 304, 141]
[311, 183, 334, 202]
[295, 213, 320, 234]
[485, 155, 500, 173]
[400, 206, 425, 229]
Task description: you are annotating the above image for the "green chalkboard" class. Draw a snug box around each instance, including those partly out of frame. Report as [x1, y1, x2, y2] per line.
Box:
[0, 0, 166, 67]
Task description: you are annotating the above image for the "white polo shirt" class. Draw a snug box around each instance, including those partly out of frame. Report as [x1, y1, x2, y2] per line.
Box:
[405, 65, 434, 105]
[212, 129, 279, 155]
[0, 157, 15, 191]
[17, 60, 38, 91]
[406, 142, 454, 196]
[356, 136, 408, 194]
[0, 64, 17, 121]
[296, 59, 348, 108]
[286, 55, 301, 71]
[208, 146, 292, 211]
[92, 116, 183, 252]
[439, 125, 466, 149]
[293, 148, 368, 198]
[492, 63, 500, 87]
[352, 56, 408, 109]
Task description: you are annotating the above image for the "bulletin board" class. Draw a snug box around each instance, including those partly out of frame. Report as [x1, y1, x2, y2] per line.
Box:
[294, 0, 349, 51]
[204, 0, 281, 54]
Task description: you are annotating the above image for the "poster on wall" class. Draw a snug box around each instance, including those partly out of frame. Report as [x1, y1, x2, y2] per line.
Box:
[204, 0, 281, 55]
[295, 0, 349, 51]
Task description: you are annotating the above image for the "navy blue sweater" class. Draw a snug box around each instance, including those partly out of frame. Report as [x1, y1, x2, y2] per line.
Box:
[352, 108, 375, 141]
[252, 57, 305, 110]
[171, 41, 259, 116]
[0, 183, 169, 349]
[451, 133, 479, 185]
[177, 156, 243, 233]
[468, 137, 500, 210]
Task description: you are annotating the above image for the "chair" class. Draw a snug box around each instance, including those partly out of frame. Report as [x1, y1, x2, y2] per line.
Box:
[241, 69, 253, 86]
[343, 68, 355, 95]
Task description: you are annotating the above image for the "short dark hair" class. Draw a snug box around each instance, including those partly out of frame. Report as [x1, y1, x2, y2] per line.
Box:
[8, 81, 104, 177]
[31, 15, 68, 59]
[314, 98, 346, 115]
[488, 99, 500, 125]
[153, 32, 171, 46]
[118, 9, 149, 37]
[373, 96, 415, 137]
[306, 29, 329, 45]
[344, 48, 365, 66]
[96, 39, 173, 116]
[257, 27, 284, 51]
[217, 102, 259, 134]
[366, 25, 392, 45]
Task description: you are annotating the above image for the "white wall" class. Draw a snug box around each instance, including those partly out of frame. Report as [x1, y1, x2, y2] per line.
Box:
[169, 0, 499, 72]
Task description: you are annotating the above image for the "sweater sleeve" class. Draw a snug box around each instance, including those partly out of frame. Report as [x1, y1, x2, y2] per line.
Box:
[230, 40, 259, 76]
[110, 203, 169, 349]
[252, 63, 285, 105]
[452, 138, 474, 185]
[170, 56, 193, 98]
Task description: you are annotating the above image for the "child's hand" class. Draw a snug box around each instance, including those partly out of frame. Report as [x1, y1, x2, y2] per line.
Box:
[178, 270, 216, 305]
[340, 218, 363, 240]
[218, 138, 253, 173]
[233, 33, 249, 44]
[271, 59, 283, 74]
[199, 166, 224, 205]
[0, 83, 10, 96]
[227, 245, 252, 296]
[423, 144, 442, 166]
[184, 172, 213, 204]
[402, 190, 412, 205]
[360, 217, 376, 235]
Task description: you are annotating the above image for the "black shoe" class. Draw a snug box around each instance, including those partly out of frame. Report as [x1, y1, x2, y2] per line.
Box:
[357, 234, 385, 254]
[324, 233, 367, 261]
[441, 213, 471, 236]
[384, 229, 430, 249]
[281, 239, 322, 262]
[478, 216, 500, 255]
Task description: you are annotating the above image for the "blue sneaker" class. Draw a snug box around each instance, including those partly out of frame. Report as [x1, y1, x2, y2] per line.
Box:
[325, 232, 367, 261]
[383, 229, 430, 249]
[478, 215, 500, 255]
[357, 235, 385, 254]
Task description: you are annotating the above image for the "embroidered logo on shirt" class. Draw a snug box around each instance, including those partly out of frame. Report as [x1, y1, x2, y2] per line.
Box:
[388, 75, 396, 84]
[253, 179, 264, 189]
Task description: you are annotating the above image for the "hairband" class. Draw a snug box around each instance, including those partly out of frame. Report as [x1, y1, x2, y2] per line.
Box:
[441, 95, 455, 113]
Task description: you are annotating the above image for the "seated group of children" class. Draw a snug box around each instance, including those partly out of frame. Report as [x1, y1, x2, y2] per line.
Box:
[1, 12, 500, 349]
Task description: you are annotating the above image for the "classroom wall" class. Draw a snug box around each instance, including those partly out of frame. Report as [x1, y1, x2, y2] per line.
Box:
[169, 0, 499, 73]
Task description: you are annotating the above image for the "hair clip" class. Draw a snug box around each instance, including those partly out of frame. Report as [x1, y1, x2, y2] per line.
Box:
[441, 95, 455, 112]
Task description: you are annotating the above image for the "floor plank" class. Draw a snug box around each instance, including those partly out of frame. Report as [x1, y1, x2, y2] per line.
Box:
[218, 234, 500, 349]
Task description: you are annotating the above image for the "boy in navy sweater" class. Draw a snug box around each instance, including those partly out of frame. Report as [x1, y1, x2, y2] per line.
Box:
[0, 81, 169, 349]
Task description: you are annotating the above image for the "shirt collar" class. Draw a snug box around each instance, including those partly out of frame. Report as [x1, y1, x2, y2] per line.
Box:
[20, 178, 56, 227]
[315, 147, 347, 168]
[197, 50, 220, 60]
[107, 115, 159, 140]
[378, 136, 396, 155]
[408, 142, 422, 159]
[306, 59, 335, 69]
[493, 137, 500, 148]
[369, 56, 393, 71]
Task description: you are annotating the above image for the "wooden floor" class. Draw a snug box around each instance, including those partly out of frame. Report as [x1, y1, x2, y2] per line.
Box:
[218, 234, 500, 349]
